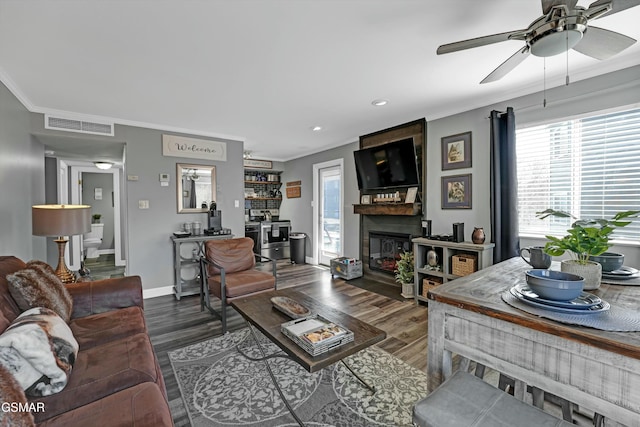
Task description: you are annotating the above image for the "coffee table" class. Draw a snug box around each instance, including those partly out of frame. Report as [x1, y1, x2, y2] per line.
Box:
[231, 289, 387, 372]
[230, 289, 387, 426]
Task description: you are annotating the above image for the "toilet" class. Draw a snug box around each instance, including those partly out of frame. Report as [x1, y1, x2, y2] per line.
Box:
[83, 223, 104, 259]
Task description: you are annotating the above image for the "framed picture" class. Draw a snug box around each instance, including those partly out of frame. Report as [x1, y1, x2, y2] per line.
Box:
[405, 187, 418, 204]
[441, 132, 472, 170]
[441, 174, 472, 209]
[361, 194, 371, 204]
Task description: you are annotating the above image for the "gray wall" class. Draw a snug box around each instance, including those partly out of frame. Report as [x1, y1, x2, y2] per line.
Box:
[280, 142, 361, 259]
[0, 81, 45, 260]
[117, 125, 245, 290]
[82, 172, 115, 250]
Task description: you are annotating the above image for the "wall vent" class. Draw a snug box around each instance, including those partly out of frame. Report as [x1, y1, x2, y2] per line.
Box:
[45, 114, 114, 136]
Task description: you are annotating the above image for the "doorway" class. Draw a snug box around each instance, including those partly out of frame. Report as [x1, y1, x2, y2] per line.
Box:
[313, 159, 344, 266]
[69, 164, 125, 270]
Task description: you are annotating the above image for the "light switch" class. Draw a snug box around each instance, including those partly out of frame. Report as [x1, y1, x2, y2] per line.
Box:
[234, 200, 240, 208]
[139, 200, 149, 209]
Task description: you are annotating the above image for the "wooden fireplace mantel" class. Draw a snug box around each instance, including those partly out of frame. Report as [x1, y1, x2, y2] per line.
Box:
[353, 203, 421, 216]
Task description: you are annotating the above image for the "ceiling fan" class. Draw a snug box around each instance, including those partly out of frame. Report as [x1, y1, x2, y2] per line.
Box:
[437, 0, 639, 83]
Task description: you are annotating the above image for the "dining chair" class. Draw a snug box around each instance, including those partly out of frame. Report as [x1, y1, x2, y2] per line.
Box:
[199, 237, 277, 333]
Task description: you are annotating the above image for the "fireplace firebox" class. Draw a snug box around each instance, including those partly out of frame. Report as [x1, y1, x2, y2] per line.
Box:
[368, 231, 412, 275]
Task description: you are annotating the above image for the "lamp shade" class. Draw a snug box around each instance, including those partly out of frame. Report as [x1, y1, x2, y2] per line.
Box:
[32, 205, 92, 237]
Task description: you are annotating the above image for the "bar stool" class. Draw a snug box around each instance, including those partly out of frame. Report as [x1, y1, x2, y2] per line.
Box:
[412, 371, 573, 427]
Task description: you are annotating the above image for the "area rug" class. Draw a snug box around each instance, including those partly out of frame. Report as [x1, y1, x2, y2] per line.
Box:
[169, 328, 428, 426]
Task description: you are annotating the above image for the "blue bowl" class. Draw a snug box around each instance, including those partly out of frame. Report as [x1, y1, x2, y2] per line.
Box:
[588, 252, 624, 272]
[525, 269, 585, 301]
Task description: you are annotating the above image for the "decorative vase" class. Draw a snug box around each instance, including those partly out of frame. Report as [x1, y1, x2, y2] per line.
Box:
[427, 247, 439, 267]
[560, 260, 602, 290]
[472, 227, 485, 244]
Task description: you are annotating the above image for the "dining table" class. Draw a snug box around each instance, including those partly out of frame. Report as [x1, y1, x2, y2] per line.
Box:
[426, 257, 640, 427]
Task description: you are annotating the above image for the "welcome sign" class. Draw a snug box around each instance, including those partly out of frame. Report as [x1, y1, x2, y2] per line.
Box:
[162, 134, 227, 161]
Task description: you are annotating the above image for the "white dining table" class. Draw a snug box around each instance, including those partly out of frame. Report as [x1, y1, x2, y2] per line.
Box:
[426, 257, 640, 427]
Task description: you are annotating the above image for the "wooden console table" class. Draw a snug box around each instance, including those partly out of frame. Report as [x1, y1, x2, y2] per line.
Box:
[427, 257, 640, 426]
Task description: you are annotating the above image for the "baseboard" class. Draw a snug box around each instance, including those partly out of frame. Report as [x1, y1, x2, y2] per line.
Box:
[143, 285, 174, 299]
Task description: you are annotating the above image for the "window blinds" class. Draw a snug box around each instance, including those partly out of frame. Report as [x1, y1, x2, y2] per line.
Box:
[516, 107, 640, 242]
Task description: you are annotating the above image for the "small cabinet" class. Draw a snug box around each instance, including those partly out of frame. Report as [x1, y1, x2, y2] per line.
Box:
[171, 234, 233, 300]
[412, 237, 495, 304]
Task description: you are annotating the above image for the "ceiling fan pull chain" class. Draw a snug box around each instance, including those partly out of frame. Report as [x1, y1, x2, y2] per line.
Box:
[543, 57, 547, 108]
[565, 31, 570, 86]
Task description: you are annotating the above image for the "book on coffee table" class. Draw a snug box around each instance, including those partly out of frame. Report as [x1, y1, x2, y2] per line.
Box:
[281, 315, 354, 356]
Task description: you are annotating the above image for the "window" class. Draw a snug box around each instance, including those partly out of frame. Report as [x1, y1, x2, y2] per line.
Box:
[516, 107, 640, 242]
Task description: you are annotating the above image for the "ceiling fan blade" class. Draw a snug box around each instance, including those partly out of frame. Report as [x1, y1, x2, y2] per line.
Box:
[587, 0, 640, 17]
[541, 0, 578, 14]
[480, 46, 531, 84]
[437, 30, 527, 55]
[573, 26, 636, 59]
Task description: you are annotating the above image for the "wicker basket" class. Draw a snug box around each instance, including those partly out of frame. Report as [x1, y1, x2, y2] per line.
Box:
[422, 277, 443, 297]
[452, 254, 477, 277]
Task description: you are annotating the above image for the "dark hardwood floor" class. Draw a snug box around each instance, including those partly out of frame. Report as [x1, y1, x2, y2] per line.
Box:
[144, 261, 427, 426]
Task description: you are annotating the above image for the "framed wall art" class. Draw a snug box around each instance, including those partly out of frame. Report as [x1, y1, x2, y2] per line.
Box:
[441, 131, 472, 170]
[441, 174, 472, 209]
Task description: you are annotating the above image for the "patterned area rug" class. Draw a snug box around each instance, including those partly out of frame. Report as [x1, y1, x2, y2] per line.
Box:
[169, 328, 428, 426]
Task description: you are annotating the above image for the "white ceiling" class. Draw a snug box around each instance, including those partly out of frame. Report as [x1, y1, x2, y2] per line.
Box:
[1, 0, 639, 163]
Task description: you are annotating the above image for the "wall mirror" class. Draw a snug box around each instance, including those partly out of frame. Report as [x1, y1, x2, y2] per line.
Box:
[177, 163, 217, 213]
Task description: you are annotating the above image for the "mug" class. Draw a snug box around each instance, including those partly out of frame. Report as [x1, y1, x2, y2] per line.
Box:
[520, 246, 552, 269]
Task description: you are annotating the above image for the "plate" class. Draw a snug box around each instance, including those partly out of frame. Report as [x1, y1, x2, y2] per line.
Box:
[271, 297, 311, 319]
[602, 272, 640, 281]
[173, 231, 191, 238]
[515, 284, 601, 309]
[602, 266, 639, 278]
[510, 286, 610, 314]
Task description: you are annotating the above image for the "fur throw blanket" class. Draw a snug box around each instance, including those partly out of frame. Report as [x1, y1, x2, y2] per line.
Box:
[0, 307, 78, 397]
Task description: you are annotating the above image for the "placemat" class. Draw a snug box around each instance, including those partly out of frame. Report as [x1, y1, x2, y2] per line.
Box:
[600, 276, 640, 286]
[502, 290, 640, 332]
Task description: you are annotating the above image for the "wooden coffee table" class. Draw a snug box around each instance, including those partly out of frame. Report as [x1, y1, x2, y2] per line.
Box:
[231, 289, 387, 426]
[230, 288, 387, 373]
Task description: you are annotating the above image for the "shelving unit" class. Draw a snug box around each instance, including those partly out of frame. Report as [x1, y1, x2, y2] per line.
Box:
[244, 169, 283, 211]
[412, 237, 494, 304]
[171, 234, 233, 300]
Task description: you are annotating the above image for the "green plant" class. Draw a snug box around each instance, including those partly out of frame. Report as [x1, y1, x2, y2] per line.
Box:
[394, 251, 414, 285]
[536, 209, 639, 264]
[92, 214, 101, 220]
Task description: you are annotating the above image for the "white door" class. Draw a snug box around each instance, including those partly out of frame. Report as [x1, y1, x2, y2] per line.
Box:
[313, 159, 344, 266]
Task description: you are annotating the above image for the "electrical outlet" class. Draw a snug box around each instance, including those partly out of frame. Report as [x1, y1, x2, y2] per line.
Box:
[128, 175, 139, 181]
[139, 200, 149, 209]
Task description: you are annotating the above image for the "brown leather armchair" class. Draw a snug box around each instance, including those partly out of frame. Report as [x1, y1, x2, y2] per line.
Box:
[199, 237, 277, 333]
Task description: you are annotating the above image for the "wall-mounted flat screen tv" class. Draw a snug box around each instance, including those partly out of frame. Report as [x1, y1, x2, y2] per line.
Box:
[353, 137, 420, 191]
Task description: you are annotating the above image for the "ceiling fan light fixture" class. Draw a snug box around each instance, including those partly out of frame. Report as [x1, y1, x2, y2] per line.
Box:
[530, 29, 583, 57]
[94, 162, 113, 170]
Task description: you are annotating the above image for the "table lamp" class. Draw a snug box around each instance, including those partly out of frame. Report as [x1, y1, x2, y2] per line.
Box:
[32, 204, 91, 283]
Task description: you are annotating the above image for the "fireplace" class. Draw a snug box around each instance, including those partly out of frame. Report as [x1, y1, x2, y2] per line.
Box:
[368, 231, 413, 275]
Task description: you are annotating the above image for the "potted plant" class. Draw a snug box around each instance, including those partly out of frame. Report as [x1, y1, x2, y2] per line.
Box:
[536, 209, 639, 290]
[395, 251, 415, 298]
[92, 213, 102, 224]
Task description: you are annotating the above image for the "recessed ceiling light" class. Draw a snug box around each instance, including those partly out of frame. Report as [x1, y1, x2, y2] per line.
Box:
[371, 99, 389, 106]
[311, 126, 322, 131]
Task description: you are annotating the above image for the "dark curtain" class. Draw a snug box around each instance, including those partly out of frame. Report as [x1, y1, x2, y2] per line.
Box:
[490, 107, 520, 263]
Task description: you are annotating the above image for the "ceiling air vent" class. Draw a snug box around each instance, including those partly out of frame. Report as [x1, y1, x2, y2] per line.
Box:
[45, 114, 114, 136]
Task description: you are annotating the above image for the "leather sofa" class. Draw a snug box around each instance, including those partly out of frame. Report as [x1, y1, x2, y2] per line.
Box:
[0, 256, 173, 426]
